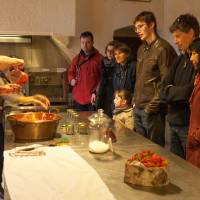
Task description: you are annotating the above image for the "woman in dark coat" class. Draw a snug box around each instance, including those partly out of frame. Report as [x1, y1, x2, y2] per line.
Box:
[113, 42, 136, 98]
[186, 38, 200, 168]
[97, 41, 117, 117]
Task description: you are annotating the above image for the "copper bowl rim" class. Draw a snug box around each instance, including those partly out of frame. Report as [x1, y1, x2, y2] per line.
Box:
[7, 112, 62, 124]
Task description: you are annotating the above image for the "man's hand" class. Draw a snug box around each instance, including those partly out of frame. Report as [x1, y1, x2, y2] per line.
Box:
[33, 94, 50, 109]
[144, 97, 160, 114]
[91, 93, 96, 105]
[70, 79, 76, 87]
[145, 102, 159, 114]
[19, 94, 50, 110]
[164, 84, 173, 93]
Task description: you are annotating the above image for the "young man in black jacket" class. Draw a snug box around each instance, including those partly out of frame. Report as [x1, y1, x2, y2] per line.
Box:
[161, 14, 199, 158]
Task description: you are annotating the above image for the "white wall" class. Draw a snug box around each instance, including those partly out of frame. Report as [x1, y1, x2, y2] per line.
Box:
[0, 0, 165, 56]
[0, 0, 75, 35]
[1, 0, 200, 58]
[75, 0, 164, 53]
[74, 0, 200, 54]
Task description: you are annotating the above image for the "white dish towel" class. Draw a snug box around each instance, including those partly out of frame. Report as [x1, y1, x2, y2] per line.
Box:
[4, 146, 116, 200]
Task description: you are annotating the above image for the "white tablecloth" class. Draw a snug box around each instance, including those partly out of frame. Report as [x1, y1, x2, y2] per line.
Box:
[4, 146, 116, 200]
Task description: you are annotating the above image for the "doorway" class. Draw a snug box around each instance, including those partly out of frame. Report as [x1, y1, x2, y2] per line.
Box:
[113, 26, 142, 61]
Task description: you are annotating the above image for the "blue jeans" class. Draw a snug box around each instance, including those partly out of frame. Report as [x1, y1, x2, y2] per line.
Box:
[74, 101, 96, 111]
[169, 124, 188, 159]
[134, 108, 165, 146]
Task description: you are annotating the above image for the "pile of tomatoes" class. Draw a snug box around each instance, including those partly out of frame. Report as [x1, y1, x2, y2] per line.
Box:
[128, 150, 168, 168]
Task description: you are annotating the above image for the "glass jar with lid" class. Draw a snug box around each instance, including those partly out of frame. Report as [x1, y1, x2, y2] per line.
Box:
[88, 109, 115, 153]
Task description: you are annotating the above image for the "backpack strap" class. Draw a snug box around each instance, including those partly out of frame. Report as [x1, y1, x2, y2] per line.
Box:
[74, 52, 96, 81]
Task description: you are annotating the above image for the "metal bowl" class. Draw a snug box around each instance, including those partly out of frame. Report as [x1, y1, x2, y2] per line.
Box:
[7, 112, 62, 142]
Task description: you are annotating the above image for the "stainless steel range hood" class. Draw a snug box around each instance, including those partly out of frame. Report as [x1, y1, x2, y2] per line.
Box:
[0, 35, 32, 43]
[0, 35, 70, 104]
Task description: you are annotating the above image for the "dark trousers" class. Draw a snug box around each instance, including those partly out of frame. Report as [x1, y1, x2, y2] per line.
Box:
[74, 101, 96, 112]
[168, 124, 188, 159]
[134, 108, 165, 146]
[0, 123, 4, 185]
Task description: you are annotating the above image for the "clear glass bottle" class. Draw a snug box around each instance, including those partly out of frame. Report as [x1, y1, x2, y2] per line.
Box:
[88, 109, 113, 153]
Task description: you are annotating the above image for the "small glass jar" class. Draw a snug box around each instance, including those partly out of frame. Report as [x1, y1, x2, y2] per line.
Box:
[60, 122, 74, 135]
[77, 122, 88, 135]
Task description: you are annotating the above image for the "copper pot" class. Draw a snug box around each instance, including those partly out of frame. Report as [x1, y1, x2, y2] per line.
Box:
[7, 112, 62, 142]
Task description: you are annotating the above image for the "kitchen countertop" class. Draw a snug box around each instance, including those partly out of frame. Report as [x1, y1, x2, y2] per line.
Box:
[4, 111, 200, 200]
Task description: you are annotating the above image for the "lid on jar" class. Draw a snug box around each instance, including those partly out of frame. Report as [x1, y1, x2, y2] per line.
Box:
[88, 109, 111, 125]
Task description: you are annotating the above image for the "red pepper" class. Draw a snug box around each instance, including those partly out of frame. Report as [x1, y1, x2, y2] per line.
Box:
[15, 72, 29, 85]
[128, 150, 168, 168]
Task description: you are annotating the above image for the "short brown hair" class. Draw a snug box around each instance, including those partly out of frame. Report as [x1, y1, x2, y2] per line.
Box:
[114, 42, 131, 57]
[115, 89, 132, 105]
[105, 40, 120, 54]
[134, 11, 157, 32]
[80, 31, 94, 41]
[170, 14, 200, 37]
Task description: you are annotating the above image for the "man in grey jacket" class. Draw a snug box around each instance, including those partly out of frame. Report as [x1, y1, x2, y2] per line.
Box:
[133, 11, 177, 146]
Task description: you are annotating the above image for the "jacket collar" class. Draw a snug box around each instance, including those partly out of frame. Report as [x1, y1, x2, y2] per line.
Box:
[118, 56, 132, 69]
[143, 36, 159, 52]
[113, 106, 132, 115]
[80, 48, 97, 57]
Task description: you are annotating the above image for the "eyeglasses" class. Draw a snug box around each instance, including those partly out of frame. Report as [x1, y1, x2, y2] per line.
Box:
[106, 49, 114, 53]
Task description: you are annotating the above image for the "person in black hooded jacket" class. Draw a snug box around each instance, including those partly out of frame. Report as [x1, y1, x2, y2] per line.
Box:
[96, 41, 117, 117]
